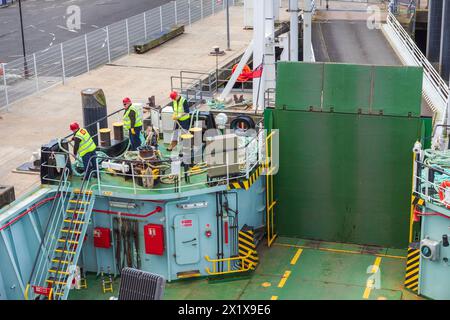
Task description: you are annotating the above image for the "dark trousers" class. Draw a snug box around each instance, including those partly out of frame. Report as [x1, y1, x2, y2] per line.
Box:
[82, 151, 97, 180]
[129, 126, 142, 151]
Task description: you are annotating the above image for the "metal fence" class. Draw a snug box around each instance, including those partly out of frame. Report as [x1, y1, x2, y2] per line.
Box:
[0, 0, 236, 111]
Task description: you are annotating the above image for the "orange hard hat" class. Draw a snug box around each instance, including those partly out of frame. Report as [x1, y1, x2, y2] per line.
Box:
[70, 122, 80, 131]
[170, 91, 178, 100]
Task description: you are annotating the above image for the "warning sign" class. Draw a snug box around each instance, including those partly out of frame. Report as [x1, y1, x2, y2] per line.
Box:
[181, 219, 193, 227]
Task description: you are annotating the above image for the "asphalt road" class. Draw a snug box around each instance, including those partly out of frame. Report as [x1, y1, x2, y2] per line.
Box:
[312, 20, 401, 65]
[0, 0, 171, 62]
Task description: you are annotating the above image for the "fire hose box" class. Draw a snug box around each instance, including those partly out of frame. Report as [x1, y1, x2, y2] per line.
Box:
[93, 227, 111, 249]
[0, 185, 15, 209]
[144, 224, 164, 255]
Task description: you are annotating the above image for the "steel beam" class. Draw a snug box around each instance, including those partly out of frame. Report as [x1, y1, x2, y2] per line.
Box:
[440, 0, 450, 80]
[426, 0, 443, 63]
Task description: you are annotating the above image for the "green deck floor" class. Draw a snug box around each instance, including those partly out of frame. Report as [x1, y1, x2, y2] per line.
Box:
[68, 237, 423, 300]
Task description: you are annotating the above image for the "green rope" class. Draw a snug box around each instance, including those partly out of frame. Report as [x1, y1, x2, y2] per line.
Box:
[422, 149, 450, 192]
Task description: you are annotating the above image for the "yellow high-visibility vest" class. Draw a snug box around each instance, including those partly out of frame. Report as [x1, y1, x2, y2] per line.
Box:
[173, 97, 190, 121]
[75, 128, 96, 157]
[123, 104, 143, 130]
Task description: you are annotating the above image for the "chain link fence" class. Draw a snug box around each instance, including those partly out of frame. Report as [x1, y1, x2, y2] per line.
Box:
[0, 0, 236, 111]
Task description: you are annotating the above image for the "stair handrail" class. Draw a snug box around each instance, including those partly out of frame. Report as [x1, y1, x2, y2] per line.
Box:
[51, 165, 98, 299]
[26, 159, 71, 299]
[386, 12, 449, 105]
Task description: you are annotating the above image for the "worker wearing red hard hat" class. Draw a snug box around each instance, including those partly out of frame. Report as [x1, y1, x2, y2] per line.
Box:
[168, 91, 190, 151]
[122, 97, 143, 151]
[70, 122, 97, 180]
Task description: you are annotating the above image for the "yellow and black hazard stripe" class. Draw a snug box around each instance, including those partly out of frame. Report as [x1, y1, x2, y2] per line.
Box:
[404, 247, 420, 293]
[238, 227, 259, 270]
[411, 193, 425, 206]
[228, 165, 263, 191]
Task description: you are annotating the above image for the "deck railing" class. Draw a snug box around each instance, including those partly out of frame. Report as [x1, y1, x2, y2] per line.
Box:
[41, 127, 266, 196]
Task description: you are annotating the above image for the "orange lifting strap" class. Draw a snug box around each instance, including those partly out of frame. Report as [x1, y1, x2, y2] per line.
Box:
[232, 64, 252, 83]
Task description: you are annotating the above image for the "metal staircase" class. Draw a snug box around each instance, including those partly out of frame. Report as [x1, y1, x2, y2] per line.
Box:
[26, 170, 96, 300]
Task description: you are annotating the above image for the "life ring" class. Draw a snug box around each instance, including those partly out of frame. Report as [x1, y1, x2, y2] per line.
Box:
[438, 181, 450, 208]
[232, 64, 252, 83]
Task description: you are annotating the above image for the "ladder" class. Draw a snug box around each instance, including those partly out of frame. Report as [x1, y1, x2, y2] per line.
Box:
[26, 172, 96, 300]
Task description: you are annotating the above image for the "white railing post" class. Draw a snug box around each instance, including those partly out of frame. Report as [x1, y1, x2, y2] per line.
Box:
[160, 6, 163, 32]
[84, 34, 90, 72]
[60, 43, 66, 84]
[33, 53, 39, 91]
[174, 1, 178, 25]
[144, 12, 148, 40]
[212, 0, 215, 14]
[106, 26, 111, 63]
[2, 63, 9, 108]
[201, 0, 204, 19]
[125, 19, 130, 55]
[131, 163, 137, 195]
[188, 0, 192, 26]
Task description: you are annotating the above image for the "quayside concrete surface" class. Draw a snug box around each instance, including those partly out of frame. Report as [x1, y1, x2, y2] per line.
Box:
[0, 4, 263, 197]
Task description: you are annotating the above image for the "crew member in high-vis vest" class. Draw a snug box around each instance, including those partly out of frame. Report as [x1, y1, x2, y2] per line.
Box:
[122, 97, 143, 151]
[167, 91, 190, 151]
[70, 122, 97, 179]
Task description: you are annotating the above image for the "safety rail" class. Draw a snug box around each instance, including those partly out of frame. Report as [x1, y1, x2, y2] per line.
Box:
[383, 12, 449, 147]
[204, 252, 253, 275]
[413, 160, 450, 213]
[25, 165, 72, 300]
[41, 127, 266, 196]
[51, 177, 97, 300]
[265, 130, 278, 247]
[0, 0, 237, 111]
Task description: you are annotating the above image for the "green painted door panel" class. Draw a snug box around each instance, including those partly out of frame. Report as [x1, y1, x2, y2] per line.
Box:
[276, 62, 324, 111]
[275, 62, 423, 117]
[272, 110, 421, 248]
[322, 64, 372, 113]
[372, 66, 423, 117]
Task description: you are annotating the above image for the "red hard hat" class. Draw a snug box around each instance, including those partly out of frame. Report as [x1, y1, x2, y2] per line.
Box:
[170, 91, 178, 100]
[123, 97, 132, 104]
[70, 122, 80, 131]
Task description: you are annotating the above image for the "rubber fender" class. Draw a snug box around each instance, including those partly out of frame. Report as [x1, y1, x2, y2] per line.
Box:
[230, 115, 255, 131]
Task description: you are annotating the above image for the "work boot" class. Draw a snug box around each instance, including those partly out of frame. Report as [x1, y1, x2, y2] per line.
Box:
[167, 141, 178, 151]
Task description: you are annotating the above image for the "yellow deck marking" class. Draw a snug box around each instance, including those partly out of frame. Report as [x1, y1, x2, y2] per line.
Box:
[271, 296, 278, 300]
[363, 257, 382, 299]
[277, 271, 291, 288]
[290, 249, 303, 265]
[274, 243, 406, 260]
